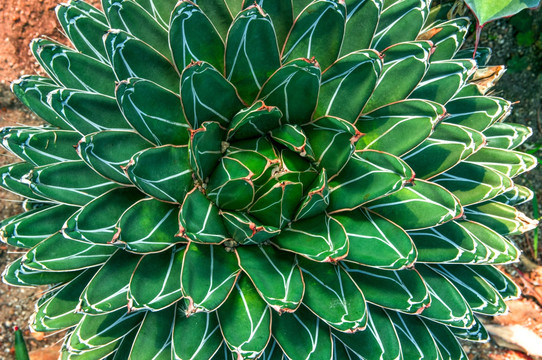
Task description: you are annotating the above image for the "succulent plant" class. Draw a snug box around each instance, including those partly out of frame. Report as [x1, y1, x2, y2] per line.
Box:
[1, 0, 538, 359]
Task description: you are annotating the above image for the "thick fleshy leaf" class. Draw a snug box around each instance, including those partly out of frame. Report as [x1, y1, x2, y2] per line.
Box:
[116, 78, 191, 146]
[270, 124, 316, 161]
[78, 130, 153, 184]
[340, 0, 383, 55]
[282, 0, 346, 70]
[494, 185, 534, 206]
[403, 123, 485, 179]
[25, 161, 119, 206]
[298, 258, 367, 332]
[237, 245, 303, 313]
[227, 101, 283, 141]
[2, 258, 81, 287]
[63, 187, 144, 244]
[33, 269, 96, 332]
[225, 5, 281, 103]
[105, 0, 170, 60]
[11, 76, 71, 129]
[362, 41, 433, 113]
[272, 305, 332, 360]
[449, 316, 489, 342]
[48, 89, 131, 134]
[31, 39, 116, 95]
[421, 319, 468, 360]
[178, 188, 229, 244]
[129, 307, 174, 360]
[1, 128, 80, 166]
[125, 145, 193, 203]
[131, 0, 177, 26]
[113, 198, 181, 253]
[257, 58, 321, 125]
[464, 200, 538, 236]
[129, 246, 185, 311]
[328, 150, 414, 212]
[315, 50, 381, 123]
[465, 0, 540, 25]
[173, 307, 223, 360]
[409, 220, 520, 265]
[181, 242, 241, 313]
[386, 311, 440, 360]
[0, 162, 47, 201]
[217, 275, 271, 359]
[23, 233, 115, 272]
[483, 122, 532, 150]
[418, 18, 469, 61]
[467, 265, 520, 300]
[357, 99, 444, 156]
[259, 339, 286, 360]
[221, 211, 280, 245]
[334, 208, 416, 269]
[104, 30, 179, 92]
[294, 169, 329, 221]
[245, 0, 294, 47]
[207, 156, 255, 211]
[332, 304, 401, 360]
[345, 263, 430, 314]
[273, 213, 348, 262]
[432, 162, 513, 205]
[465, 147, 537, 178]
[366, 179, 462, 230]
[79, 250, 141, 314]
[1, 204, 78, 248]
[444, 96, 512, 131]
[409, 59, 477, 104]
[189, 121, 225, 182]
[430, 264, 508, 315]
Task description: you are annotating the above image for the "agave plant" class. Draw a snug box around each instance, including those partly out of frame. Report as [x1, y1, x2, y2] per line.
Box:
[1, 0, 538, 359]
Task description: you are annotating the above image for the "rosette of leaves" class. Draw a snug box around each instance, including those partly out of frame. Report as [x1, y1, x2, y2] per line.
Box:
[1, 0, 538, 359]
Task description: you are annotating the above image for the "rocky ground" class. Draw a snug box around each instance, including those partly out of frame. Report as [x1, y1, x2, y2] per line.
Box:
[0, 1, 541, 359]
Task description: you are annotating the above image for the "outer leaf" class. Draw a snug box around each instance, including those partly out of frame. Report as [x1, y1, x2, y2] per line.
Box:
[298, 258, 367, 332]
[366, 179, 462, 230]
[0, 162, 48, 201]
[2, 258, 81, 287]
[181, 242, 241, 313]
[483, 122, 532, 150]
[217, 275, 272, 359]
[463, 200, 538, 236]
[237, 245, 304, 313]
[465, 147, 537, 178]
[271, 305, 332, 360]
[129, 306, 174, 360]
[129, 246, 185, 311]
[245, 0, 294, 47]
[444, 96, 511, 131]
[449, 316, 489, 342]
[282, 0, 346, 69]
[273, 213, 348, 262]
[386, 311, 440, 360]
[341, 0, 383, 55]
[173, 307, 223, 360]
[418, 18, 469, 61]
[113, 198, 181, 253]
[467, 265, 520, 300]
[421, 319, 468, 360]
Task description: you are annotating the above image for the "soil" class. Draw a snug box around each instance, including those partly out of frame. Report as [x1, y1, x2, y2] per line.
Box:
[0, 1, 541, 359]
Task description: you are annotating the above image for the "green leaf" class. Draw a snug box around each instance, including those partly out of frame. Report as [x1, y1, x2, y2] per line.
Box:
[132, 0, 177, 26]
[340, 0, 383, 55]
[189, 121, 225, 183]
[1, 204, 78, 248]
[362, 41, 433, 113]
[207, 156, 255, 211]
[315, 50, 381, 123]
[467, 265, 520, 300]
[169, 1, 225, 73]
[30, 39, 116, 96]
[237, 245, 303, 313]
[23, 233, 115, 272]
[372, 0, 430, 51]
[227, 101, 283, 141]
[282, 0, 346, 70]
[483, 122, 533, 150]
[0, 162, 47, 201]
[493, 184, 534, 206]
[221, 211, 280, 245]
[298, 258, 367, 332]
[419, 18, 470, 61]
[129, 306, 174, 360]
[26, 161, 119, 206]
[366, 179, 462, 230]
[1, 128, 80, 166]
[444, 96, 512, 131]
[193, 0, 234, 41]
[179, 188, 229, 244]
[421, 319, 468, 360]
[294, 169, 329, 221]
[333, 304, 401, 360]
[173, 307, 223, 360]
[104, 30, 179, 92]
[116, 78, 191, 146]
[328, 150, 414, 212]
[357, 99, 444, 156]
[63, 187, 144, 244]
[225, 5, 281, 103]
[245, 0, 294, 48]
[464, 200, 538, 236]
[334, 208, 416, 269]
[78, 130, 153, 185]
[2, 258, 81, 287]
[465, 147, 537, 178]
[345, 262, 430, 314]
[449, 316, 488, 342]
[129, 246, 185, 311]
[79, 250, 141, 314]
[273, 213, 348, 262]
[271, 305, 332, 360]
[125, 145, 193, 203]
[403, 123, 485, 179]
[257, 58, 321, 125]
[113, 198, 181, 253]
[386, 311, 440, 360]
[465, 0, 541, 25]
[270, 124, 316, 161]
[181, 243, 241, 313]
[217, 275, 271, 359]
